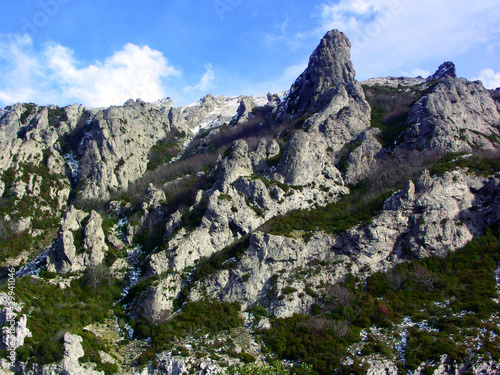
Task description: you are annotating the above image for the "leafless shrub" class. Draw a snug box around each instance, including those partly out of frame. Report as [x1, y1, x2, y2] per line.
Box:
[305, 317, 350, 338]
[141, 298, 172, 327]
[305, 316, 331, 336]
[325, 284, 356, 308]
[331, 320, 350, 338]
[412, 265, 437, 289]
[386, 270, 407, 290]
[84, 263, 111, 290]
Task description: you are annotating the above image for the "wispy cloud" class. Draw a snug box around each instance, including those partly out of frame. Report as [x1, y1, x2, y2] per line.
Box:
[183, 63, 215, 92]
[475, 68, 500, 89]
[309, 0, 500, 79]
[250, 60, 308, 96]
[0, 34, 180, 108]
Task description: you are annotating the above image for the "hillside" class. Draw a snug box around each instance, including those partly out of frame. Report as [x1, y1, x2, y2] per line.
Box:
[0, 30, 500, 375]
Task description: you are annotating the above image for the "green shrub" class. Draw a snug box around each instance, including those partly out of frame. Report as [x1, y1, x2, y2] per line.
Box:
[47, 106, 68, 127]
[1, 272, 121, 366]
[265, 185, 392, 237]
[149, 300, 243, 353]
[226, 361, 314, 375]
[20, 103, 36, 124]
[262, 226, 500, 374]
[147, 132, 183, 171]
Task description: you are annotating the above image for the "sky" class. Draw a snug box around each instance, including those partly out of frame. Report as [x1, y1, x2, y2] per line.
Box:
[0, 0, 499, 108]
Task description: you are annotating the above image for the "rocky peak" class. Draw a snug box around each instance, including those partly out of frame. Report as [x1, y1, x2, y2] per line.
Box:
[426, 61, 456, 81]
[403, 76, 500, 152]
[279, 29, 358, 118]
[274, 29, 371, 186]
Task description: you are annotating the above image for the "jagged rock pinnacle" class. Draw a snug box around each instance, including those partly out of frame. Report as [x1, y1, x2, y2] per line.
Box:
[426, 61, 457, 81]
[280, 29, 358, 118]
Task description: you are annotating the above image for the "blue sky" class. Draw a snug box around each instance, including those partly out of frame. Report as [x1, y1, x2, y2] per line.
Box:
[0, 0, 499, 108]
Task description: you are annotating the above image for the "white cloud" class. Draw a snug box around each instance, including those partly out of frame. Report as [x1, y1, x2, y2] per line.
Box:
[313, 0, 500, 79]
[474, 68, 500, 89]
[404, 68, 431, 78]
[0, 34, 180, 108]
[250, 60, 308, 96]
[183, 63, 215, 92]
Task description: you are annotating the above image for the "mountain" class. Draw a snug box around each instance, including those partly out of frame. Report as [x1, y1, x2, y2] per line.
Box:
[0, 30, 499, 375]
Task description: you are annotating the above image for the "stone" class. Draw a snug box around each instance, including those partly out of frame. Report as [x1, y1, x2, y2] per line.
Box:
[188, 170, 499, 318]
[344, 129, 383, 185]
[36, 333, 104, 375]
[47, 208, 108, 273]
[274, 29, 371, 186]
[426, 61, 457, 81]
[215, 139, 253, 192]
[403, 77, 500, 152]
[0, 293, 32, 352]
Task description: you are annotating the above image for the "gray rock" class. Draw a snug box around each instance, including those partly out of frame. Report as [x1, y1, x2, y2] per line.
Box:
[76, 101, 179, 201]
[215, 140, 253, 192]
[47, 208, 108, 273]
[31, 333, 104, 375]
[426, 61, 457, 81]
[0, 293, 31, 352]
[278, 30, 360, 118]
[274, 29, 371, 186]
[403, 77, 500, 152]
[188, 170, 499, 318]
[344, 129, 383, 185]
[233, 96, 255, 125]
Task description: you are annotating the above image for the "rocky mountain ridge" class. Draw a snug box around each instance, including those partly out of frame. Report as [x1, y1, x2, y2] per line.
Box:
[0, 30, 499, 375]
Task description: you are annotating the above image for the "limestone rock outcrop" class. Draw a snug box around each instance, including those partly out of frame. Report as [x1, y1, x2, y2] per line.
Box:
[76, 99, 181, 201]
[426, 61, 457, 82]
[47, 207, 108, 273]
[0, 293, 31, 352]
[188, 170, 499, 318]
[402, 77, 500, 152]
[275, 30, 372, 186]
[27, 333, 104, 375]
[3, 27, 500, 375]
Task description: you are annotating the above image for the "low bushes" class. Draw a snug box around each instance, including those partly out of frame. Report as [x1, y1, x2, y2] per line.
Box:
[265, 184, 392, 237]
[261, 226, 500, 374]
[0, 267, 122, 367]
[148, 300, 243, 353]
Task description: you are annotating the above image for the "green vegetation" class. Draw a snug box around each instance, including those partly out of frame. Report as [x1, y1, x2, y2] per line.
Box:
[370, 105, 412, 147]
[0, 266, 121, 370]
[20, 103, 36, 125]
[261, 226, 500, 374]
[147, 131, 183, 171]
[429, 151, 500, 177]
[0, 159, 69, 262]
[134, 300, 243, 364]
[264, 183, 392, 237]
[226, 361, 315, 375]
[173, 236, 250, 309]
[361, 83, 437, 148]
[47, 106, 68, 127]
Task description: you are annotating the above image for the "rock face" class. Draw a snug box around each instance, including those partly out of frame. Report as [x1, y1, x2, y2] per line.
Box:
[426, 61, 457, 81]
[27, 333, 104, 375]
[275, 30, 372, 186]
[76, 99, 182, 201]
[0, 293, 31, 352]
[0, 104, 75, 266]
[403, 77, 500, 152]
[189, 170, 499, 318]
[278, 30, 361, 118]
[47, 207, 108, 273]
[3, 29, 500, 375]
